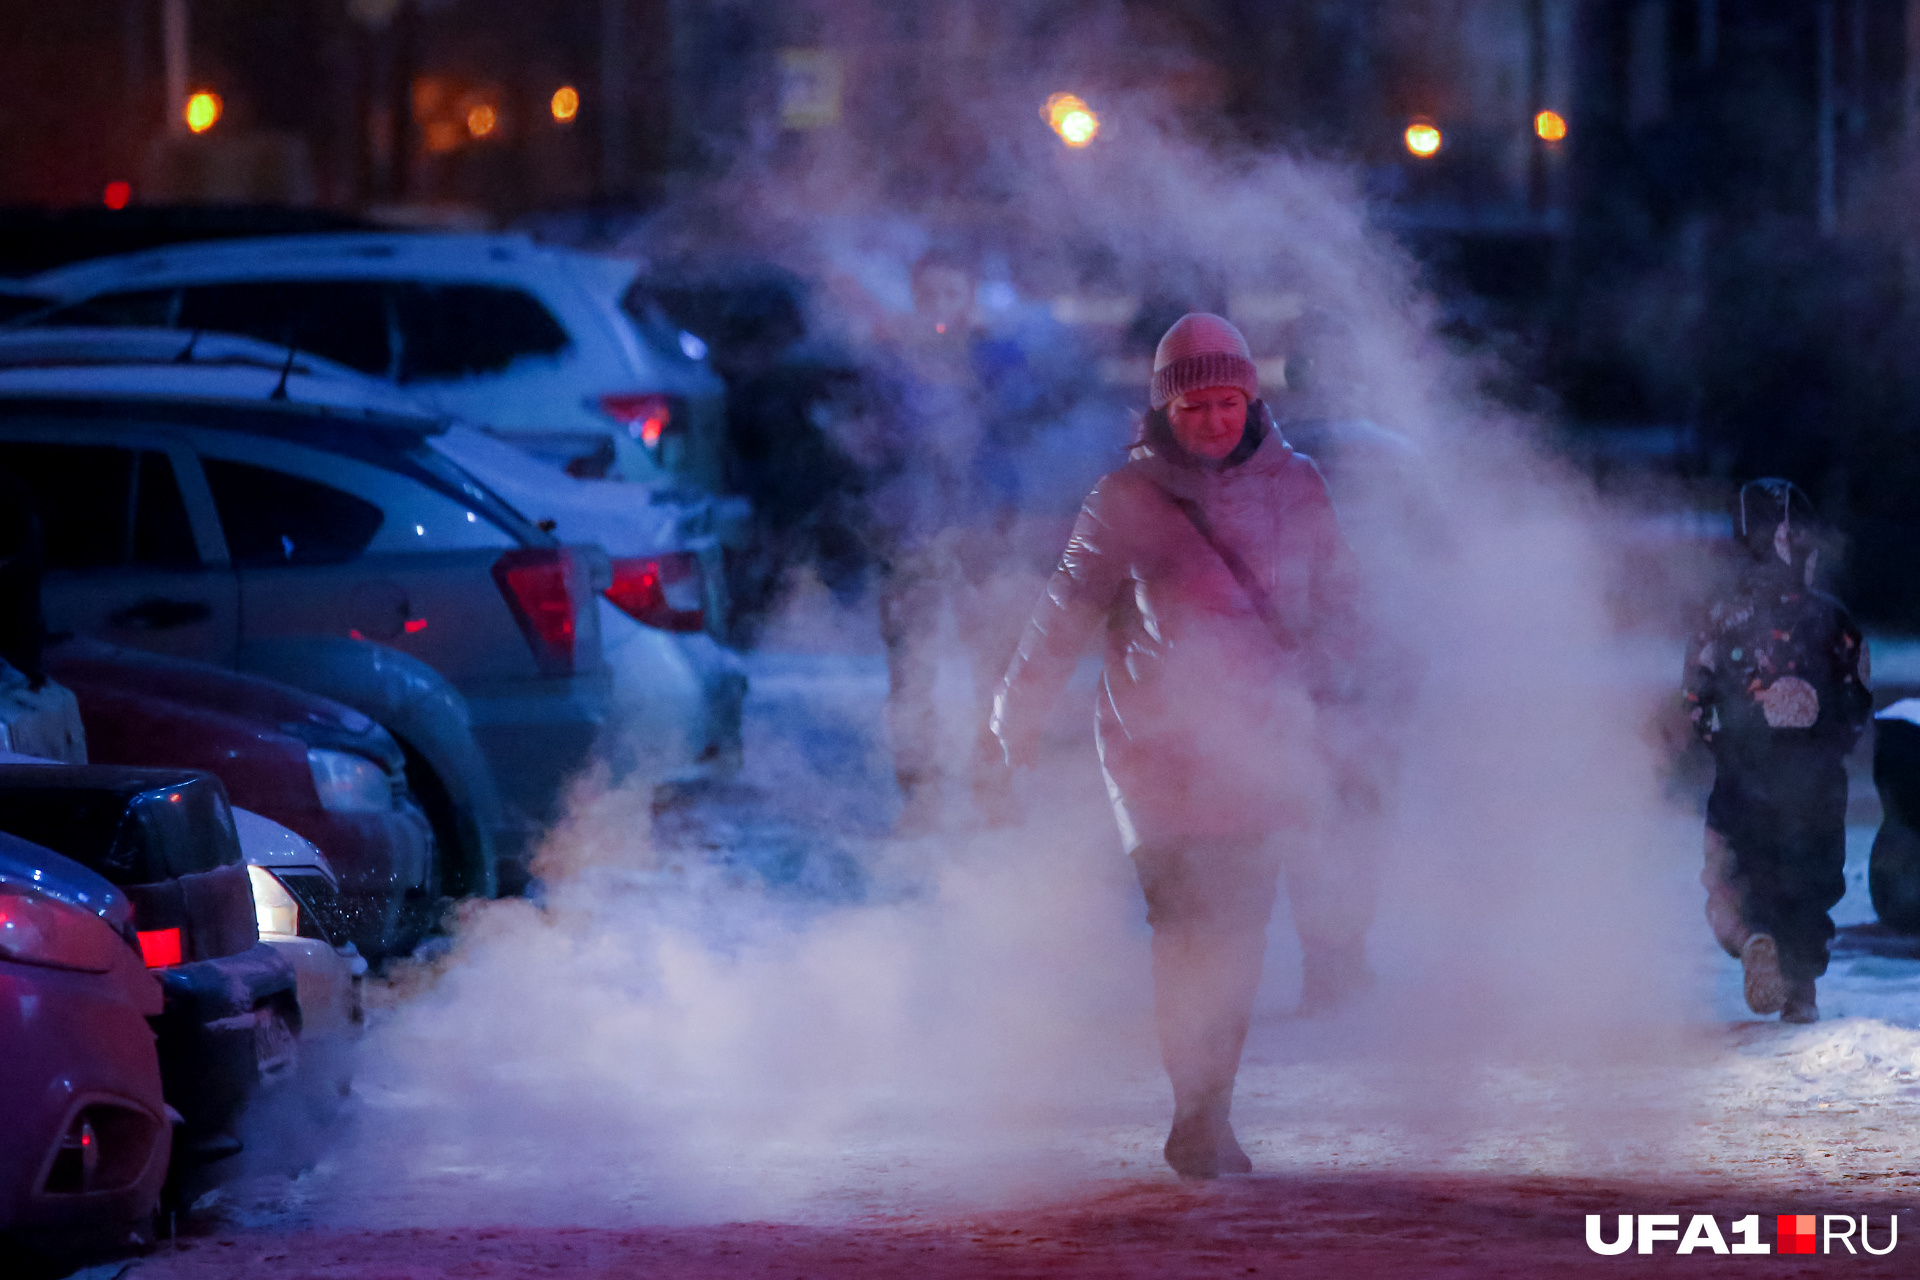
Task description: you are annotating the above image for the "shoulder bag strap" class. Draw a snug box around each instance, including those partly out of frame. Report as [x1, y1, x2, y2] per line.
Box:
[1170, 495, 1302, 655]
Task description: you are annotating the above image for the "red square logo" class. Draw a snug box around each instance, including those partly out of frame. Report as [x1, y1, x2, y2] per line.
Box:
[1778, 1214, 1817, 1255]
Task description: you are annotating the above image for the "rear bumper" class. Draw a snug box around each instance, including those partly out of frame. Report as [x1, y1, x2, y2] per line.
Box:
[462, 673, 612, 888]
[601, 607, 747, 784]
[152, 943, 298, 1169]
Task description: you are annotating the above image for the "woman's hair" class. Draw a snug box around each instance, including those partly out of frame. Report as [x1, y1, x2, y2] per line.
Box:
[1134, 398, 1273, 467]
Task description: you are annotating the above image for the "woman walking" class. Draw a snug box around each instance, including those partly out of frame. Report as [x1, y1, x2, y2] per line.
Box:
[991, 313, 1364, 1179]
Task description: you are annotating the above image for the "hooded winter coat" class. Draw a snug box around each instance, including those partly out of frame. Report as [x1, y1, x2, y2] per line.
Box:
[992, 413, 1363, 852]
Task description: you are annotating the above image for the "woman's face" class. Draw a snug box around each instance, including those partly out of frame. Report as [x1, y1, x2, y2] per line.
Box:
[1167, 387, 1249, 459]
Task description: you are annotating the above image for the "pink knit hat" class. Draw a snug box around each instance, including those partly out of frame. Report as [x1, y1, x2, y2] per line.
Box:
[1150, 312, 1259, 410]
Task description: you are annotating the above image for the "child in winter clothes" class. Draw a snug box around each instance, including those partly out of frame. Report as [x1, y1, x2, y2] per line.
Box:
[1683, 479, 1872, 1023]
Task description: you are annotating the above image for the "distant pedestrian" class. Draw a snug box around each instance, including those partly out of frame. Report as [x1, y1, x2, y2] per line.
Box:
[853, 248, 1039, 836]
[1683, 479, 1872, 1023]
[992, 313, 1363, 1179]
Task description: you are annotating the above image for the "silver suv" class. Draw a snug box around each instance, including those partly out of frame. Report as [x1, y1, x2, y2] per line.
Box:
[0, 361, 614, 896]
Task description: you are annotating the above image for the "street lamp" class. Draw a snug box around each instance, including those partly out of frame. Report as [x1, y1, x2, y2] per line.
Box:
[1534, 109, 1567, 142]
[1403, 118, 1441, 158]
[1044, 93, 1099, 148]
[551, 85, 580, 124]
[466, 103, 497, 139]
[183, 90, 222, 134]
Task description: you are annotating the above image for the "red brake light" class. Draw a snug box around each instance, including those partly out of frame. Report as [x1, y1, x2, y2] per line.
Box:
[492, 549, 580, 675]
[137, 928, 182, 968]
[598, 394, 672, 447]
[605, 553, 705, 632]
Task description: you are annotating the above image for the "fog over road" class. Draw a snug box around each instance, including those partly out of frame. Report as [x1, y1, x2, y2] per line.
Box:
[119, 640, 1920, 1278]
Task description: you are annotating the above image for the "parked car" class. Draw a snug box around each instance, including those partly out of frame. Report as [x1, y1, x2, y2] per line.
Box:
[49, 636, 435, 958]
[0, 764, 297, 1205]
[0, 359, 618, 892]
[1872, 699, 1920, 934]
[0, 328, 747, 784]
[0, 831, 170, 1267]
[234, 808, 362, 1134]
[22, 232, 730, 495]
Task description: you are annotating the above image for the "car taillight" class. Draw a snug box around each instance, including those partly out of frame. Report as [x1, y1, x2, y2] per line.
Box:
[605, 553, 705, 632]
[136, 928, 182, 969]
[492, 548, 580, 676]
[597, 393, 673, 447]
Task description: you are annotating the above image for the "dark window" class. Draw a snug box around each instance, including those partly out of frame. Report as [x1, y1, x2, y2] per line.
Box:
[176, 281, 392, 374]
[0, 444, 202, 570]
[395, 284, 570, 380]
[201, 459, 383, 566]
[131, 453, 199, 568]
[38, 288, 178, 328]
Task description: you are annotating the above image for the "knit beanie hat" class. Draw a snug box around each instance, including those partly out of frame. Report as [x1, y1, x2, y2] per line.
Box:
[1150, 312, 1259, 410]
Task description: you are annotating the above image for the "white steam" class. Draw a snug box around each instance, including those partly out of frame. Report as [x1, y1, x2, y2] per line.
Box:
[312, 36, 1716, 1227]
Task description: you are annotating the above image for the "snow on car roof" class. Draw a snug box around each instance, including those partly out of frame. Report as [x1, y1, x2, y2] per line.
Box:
[0, 361, 445, 427]
[29, 231, 635, 297]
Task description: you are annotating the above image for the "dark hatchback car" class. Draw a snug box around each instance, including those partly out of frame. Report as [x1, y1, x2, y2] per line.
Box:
[49, 638, 435, 957]
[0, 832, 170, 1267]
[0, 764, 297, 1202]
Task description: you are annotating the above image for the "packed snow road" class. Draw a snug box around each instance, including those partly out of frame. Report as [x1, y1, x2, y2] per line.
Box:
[108, 642, 1920, 1278]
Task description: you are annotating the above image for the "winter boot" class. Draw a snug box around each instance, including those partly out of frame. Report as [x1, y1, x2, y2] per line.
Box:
[1163, 1108, 1220, 1180]
[1740, 934, 1787, 1016]
[1214, 1114, 1252, 1175]
[1781, 978, 1819, 1024]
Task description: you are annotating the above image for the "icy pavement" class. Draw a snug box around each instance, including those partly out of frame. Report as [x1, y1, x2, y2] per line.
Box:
[130, 643, 1920, 1277]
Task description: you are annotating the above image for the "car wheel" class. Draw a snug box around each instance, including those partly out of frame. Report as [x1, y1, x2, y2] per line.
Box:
[393, 737, 463, 942]
[1869, 819, 1920, 934]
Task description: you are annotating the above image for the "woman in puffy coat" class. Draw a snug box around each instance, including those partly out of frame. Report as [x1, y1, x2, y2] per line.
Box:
[991, 313, 1363, 1180]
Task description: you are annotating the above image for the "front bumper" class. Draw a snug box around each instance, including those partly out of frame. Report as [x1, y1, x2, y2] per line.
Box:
[251, 803, 434, 957]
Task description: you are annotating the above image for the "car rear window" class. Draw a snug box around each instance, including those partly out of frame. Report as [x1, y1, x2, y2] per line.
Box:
[201, 458, 385, 566]
[176, 281, 392, 375]
[395, 283, 571, 380]
[0, 775, 239, 882]
[0, 442, 199, 569]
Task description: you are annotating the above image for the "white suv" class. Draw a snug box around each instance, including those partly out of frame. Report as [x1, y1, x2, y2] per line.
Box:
[25, 232, 729, 494]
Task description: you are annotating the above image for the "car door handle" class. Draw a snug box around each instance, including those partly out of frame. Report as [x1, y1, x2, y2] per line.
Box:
[107, 597, 214, 630]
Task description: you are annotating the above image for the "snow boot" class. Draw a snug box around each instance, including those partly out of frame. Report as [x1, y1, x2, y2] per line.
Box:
[1215, 1116, 1252, 1175]
[1781, 979, 1819, 1024]
[1163, 1109, 1220, 1180]
[1740, 933, 1787, 1016]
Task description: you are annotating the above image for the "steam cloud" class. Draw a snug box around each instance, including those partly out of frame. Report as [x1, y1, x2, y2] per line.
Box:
[314, 18, 1717, 1227]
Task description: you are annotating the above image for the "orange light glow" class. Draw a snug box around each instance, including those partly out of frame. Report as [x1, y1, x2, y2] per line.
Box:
[467, 103, 498, 138]
[1534, 109, 1568, 142]
[1403, 119, 1442, 157]
[102, 180, 131, 210]
[551, 85, 580, 123]
[1043, 93, 1100, 148]
[184, 91, 223, 134]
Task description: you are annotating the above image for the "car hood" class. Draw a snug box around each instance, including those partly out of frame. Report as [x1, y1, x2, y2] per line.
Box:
[47, 639, 404, 772]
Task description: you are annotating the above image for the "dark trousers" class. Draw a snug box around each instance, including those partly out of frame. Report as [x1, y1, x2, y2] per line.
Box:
[1704, 749, 1849, 982]
[1134, 839, 1283, 1126]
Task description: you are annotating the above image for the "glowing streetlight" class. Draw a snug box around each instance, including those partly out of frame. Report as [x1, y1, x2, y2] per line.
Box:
[1534, 109, 1567, 142]
[466, 103, 498, 139]
[183, 91, 222, 134]
[551, 85, 580, 124]
[1044, 93, 1100, 148]
[1403, 119, 1442, 158]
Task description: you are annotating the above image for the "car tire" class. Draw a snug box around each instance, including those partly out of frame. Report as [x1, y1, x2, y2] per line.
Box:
[1869, 819, 1920, 934]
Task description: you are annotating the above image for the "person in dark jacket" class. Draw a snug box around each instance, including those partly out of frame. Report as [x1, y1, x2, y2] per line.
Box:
[1683, 479, 1872, 1024]
[992, 313, 1363, 1179]
[855, 249, 1041, 835]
